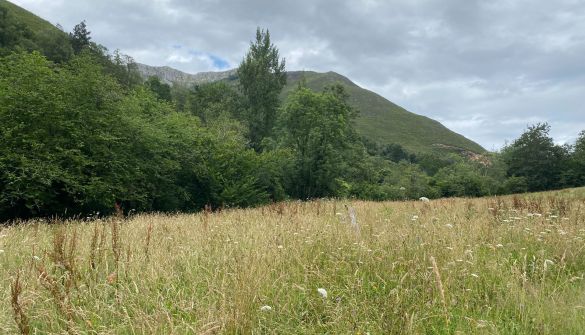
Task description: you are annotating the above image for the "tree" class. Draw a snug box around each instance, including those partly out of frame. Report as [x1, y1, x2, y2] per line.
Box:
[278, 84, 358, 198]
[185, 81, 244, 123]
[502, 123, 569, 192]
[237, 28, 286, 151]
[69, 20, 91, 54]
[568, 130, 585, 186]
[145, 76, 172, 102]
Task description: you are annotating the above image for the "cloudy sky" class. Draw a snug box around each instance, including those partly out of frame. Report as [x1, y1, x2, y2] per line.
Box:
[11, 0, 585, 150]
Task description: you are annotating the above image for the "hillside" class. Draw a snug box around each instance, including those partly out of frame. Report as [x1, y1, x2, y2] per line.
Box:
[0, 0, 58, 33]
[136, 65, 485, 154]
[284, 71, 485, 154]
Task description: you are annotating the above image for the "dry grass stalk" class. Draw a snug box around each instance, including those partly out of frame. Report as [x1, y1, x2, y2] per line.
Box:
[11, 272, 30, 335]
[430, 255, 450, 326]
[144, 222, 153, 258]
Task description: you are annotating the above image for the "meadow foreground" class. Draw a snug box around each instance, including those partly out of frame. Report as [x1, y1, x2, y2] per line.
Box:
[1, 189, 585, 334]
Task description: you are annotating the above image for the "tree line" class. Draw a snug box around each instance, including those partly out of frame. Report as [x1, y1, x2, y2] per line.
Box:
[1, 17, 584, 220]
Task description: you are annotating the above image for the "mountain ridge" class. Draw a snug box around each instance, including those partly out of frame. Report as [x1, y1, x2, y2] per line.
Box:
[136, 64, 485, 154]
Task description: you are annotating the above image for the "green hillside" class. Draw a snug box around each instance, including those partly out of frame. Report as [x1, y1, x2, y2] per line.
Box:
[0, 0, 58, 33]
[283, 71, 485, 154]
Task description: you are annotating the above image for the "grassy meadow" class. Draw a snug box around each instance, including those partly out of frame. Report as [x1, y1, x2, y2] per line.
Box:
[1, 188, 585, 334]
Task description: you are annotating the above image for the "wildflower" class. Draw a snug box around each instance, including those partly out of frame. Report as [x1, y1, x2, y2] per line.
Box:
[260, 305, 272, 312]
[412, 215, 419, 221]
[317, 288, 328, 299]
[399, 186, 406, 190]
[419, 197, 430, 202]
[496, 244, 504, 248]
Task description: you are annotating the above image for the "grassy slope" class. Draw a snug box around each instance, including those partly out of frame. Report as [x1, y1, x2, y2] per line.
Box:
[284, 71, 486, 154]
[0, 0, 60, 34]
[1, 188, 584, 333]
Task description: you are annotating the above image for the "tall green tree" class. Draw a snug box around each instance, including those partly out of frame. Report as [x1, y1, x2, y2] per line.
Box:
[502, 123, 569, 192]
[278, 84, 358, 198]
[69, 20, 91, 54]
[237, 28, 286, 150]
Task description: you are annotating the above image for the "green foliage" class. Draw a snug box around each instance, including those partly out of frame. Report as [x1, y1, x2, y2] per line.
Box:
[573, 131, 585, 185]
[144, 76, 172, 102]
[278, 85, 358, 199]
[69, 20, 91, 54]
[237, 28, 286, 150]
[433, 162, 493, 197]
[185, 81, 244, 124]
[0, 51, 275, 220]
[502, 123, 570, 192]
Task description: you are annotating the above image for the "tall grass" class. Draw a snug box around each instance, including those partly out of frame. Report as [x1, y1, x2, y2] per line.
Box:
[1, 188, 584, 334]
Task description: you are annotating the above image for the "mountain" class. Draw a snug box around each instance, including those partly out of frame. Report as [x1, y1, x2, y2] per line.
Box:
[136, 63, 237, 86]
[1, 0, 485, 154]
[137, 65, 485, 154]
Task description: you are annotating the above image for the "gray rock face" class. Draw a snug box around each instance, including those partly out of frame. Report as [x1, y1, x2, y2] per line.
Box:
[136, 63, 237, 86]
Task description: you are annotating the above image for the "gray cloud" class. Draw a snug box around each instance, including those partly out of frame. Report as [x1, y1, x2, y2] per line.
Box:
[11, 0, 585, 149]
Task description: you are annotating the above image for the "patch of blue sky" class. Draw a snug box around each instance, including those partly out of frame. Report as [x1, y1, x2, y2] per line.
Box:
[188, 49, 230, 69]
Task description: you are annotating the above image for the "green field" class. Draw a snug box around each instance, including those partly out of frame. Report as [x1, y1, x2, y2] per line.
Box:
[1, 188, 584, 334]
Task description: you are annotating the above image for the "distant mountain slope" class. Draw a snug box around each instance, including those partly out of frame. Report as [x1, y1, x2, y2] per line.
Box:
[137, 65, 485, 154]
[2, 0, 484, 154]
[283, 71, 486, 154]
[136, 63, 236, 86]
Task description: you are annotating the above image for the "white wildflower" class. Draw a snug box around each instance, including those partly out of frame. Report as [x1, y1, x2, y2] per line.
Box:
[317, 288, 328, 299]
[419, 197, 430, 202]
[260, 305, 272, 312]
[412, 215, 419, 220]
[496, 244, 504, 248]
[399, 186, 406, 191]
